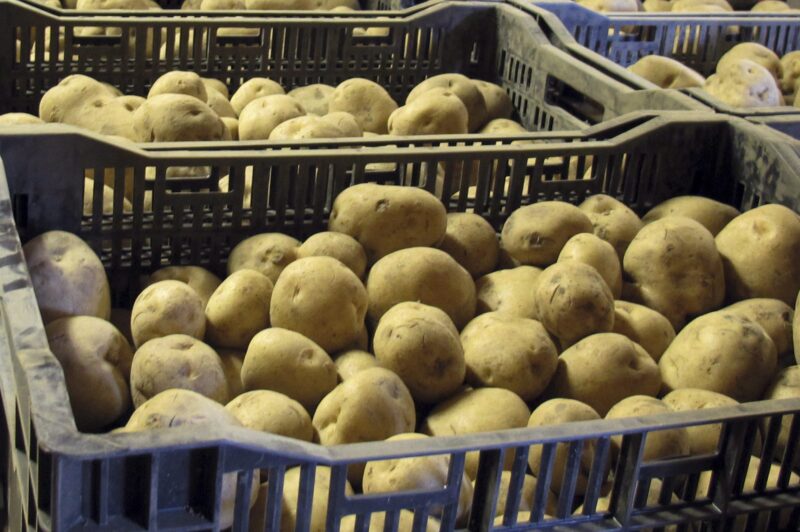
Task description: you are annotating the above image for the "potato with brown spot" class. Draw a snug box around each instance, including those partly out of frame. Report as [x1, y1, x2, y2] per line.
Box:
[578, 194, 643, 260]
[475, 266, 542, 319]
[289, 84, 335, 116]
[130, 280, 206, 348]
[473, 79, 513, 120]
[725, 298, 794, 359]
[225, 389, 313, 441]
[227, 232, 300, 284]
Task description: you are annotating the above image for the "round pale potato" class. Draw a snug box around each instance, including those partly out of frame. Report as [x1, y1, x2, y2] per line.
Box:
[725, 298, 793, 359]
[221, 116, 238, 139]
[133, 94, 226, 141]
[460, 312, 558, 401]
[374, 302, 465, 404]
[205, 269, 272, 349]
[276, 467, 354, 532]
[39, 75, 111, 124]
[606, 395, 690, 461]
[241, 328, 337, 412]
[478, 471, 558, 517]
[130, 334, 228, 407]
[334, 349, 379, 381]
[217, 348, 244, 398]
[328, 78, 398, 134]
[363, 433, 473, 525]
[663, 388, 739, 455]
[704, 60, 782, 108]
[406, 74, 488, 132]
[475, 266, 542, 319]
[628, 55, 705, 88]
[717, 43, 782, 83]
[642, 195, 740, 236]
[534, 261, 615, 347]
[578, 194, 643, 260]
[202, 78, 229, 99]
[45, 316, 133, 431]
[438, 213, 499, 278]
[659, 311, 777, 402]
[715, 204, 800, 305]
[297, 231, 367, 279]
[321, 111, 362, 137]
[23, 230, 111, 323]
[422, 387, 530, 478]
[544, 333, 662, 416]
[238, 94, 305, 140]
[623, 216, 725, 329]
[780, 51, 800, 97]
[329, 183, 447, 263]
[230, 77, 285, 115]
[479, 118, 526, 135]
[367, 247, 476, 329]
[612, 301, 676, 362]
[763, 366, 800, 460]
[0, 112, 45, 125]
[205, 88, 236, 118]
[130, 280, 206, 348]
[501, 201, 593, 266]
[147, 71, 208, 101]
[473, 80, 513, 120]
[388, 88, 469, 135]
[527, 398, 605, 495]
[270, 256, 367, 353]
[268, 114, 346, 141]
[227, 232, 300, 284]
[288, 84, 335, 115]
[753, 0, 792, 11]
[148, 265, 222, 307]
[557, 233, 622, 298]
[225, 389, 312, 441]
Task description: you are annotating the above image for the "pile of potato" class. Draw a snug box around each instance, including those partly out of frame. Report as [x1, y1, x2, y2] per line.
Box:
[0, 71, 520, 142]
[33, 0, 365, 12]
[579, 0, 798, 13]
[22, 183, 800, 529]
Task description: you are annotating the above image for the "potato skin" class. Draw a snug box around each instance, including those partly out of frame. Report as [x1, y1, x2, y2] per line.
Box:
[474, 80, 513, 121]
[328, 78, 398, 134]
[238, 94, 305, 140]
[606, 395, 690, 461]
[334, 349, 379, 381]
[557, 233, 622, 298]
[329, 183, 447, 264]
[367, 247, 476, 329]
[148, 71, 208, 102]
[628, 56, 705, 89]
[297, 231, 367, 279]
[149, 265, 221, 307]
[725, 298, 794, 358]
[388, 88, 469, 135]
[438, 213, 500, 278]
[270, 256, 367, 353]
[578, 194, 643, 260]
[406, 73, 488, 132]
[501, 201, 593, 266]
[659, 312, 777, 402]
[227, 232, 300, 284]
[23, 230, 111, 324]
[205, 269, 273, 350]
[612, 301, 676, 362]
[288, 83, 334, 116]
[662, 388, 739, 455]
[130, 280, 206, 348]
[225, 389, 313, 441]
[133, 94, 226, 142]
[45, 316, 133, 432]
[475, 266, 541, 318]
[230, 78, 285, 116]
[642, 196, 739, 236]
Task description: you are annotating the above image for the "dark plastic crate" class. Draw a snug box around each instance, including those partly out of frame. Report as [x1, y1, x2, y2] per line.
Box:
[18, 0, 421, 12]
[0, 112, 800, 531]
[0, 0, 701, 131]
[531, 0, 800, 137]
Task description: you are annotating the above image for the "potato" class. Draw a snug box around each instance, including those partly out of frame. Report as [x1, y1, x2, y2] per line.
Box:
[122, 389, 258, 530]
[115, 95, 146, 113]
[130, 280, 205, 348]
[297, 231, 367, 279]
[623, 216, 724, 329]
[716, 204, 800, 305]
[725, 299, 793, 359]
[363, 433, 473, 525]
[340, 511, 439, 532]
[606, 396, 690, 461]
[227, 232, 300, 284]
[438, 213, 499, 278]
[642, 195, 740, 236]
[225, 389, 312, 441]
[268, 114, 346, 140]
[148, 265, 221, 307]
[501, 201, 593, 266]
[276, 467, 353, 532]
[662, 388, 739, 455]
[148, 71, 208, 101]
[478, 471, 558, 517]
[246, 0, 314, 8]
[704, 60, 782, 108]
[367, 247, 476, 329]
[222, 116, 239, 139]
[205, 269, 272, 349]
[288, 83, 334, 115]
[717, 43, 782, 83]
[238, 94, 305, 140]
[579, 0, 640, 11]
[763, 366, 800, 461]
[45, 316, 133, 431]
[39, 75, 110, 124]
[671, 0, 732, 10]
[578, 194, 643, 260]
[474, 266, 542, 318]
[406, 74, 488, 132]
[230, 77, 285, 115]
[557, 233, 622, 298]
[544, 333, 661, 416]
[612, 301, 676, 362]
[334, 349, 379, 380]
[270, 256, 367, 353]
[241, 328, 336, 412]
[321, 111, 362, 137]
[479, 118, 526, 135]
[201, 0, 244, 8]
[133, 94, 226, 142]
[373, 302, 465, 404]
[218, 348, 244, 398]
[422, 387, 530, 478]
[388, 88, 469, 135]
[659, 311, 777, 402]
[534, 261, 615, 347]
[205, 88, 236, 118]
[23, 230, 111, 323]
[473, 80, 513, 121]
[461, 312, 558, 401]
[527, 398, 605, 495]
[628, 56, 705, 89]
[327, 79, 398, 134]
[329, 183, 447, 263]
[780, 51, 800, 98]
[202, 77, 229, 99]
[752, 0, 792, 11]
[796, 292, 800, 363]
[0, 112, 45, 125]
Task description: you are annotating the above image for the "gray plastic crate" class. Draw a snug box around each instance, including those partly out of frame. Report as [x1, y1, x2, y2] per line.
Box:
[1, 112, 800, 531]
[0, 0, 701, 131]
[531, 0, 800, 137]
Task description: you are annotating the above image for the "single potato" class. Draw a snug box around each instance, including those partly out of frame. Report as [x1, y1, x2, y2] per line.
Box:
[612, 301, 676, 362]
[606, 395, 690, 461]
[663, 388, 739, 455]
[202, 77, 229, 99]
[642, 195, 740, 236]
[133, 94, 226, 142]
[725, 298, 794, 359]
[388, 88, 469, 135]
[148, 265, 221, 307]
[268, 115, 346, 141]
[225, 389, 313, 441]
[148, 71, 208, 101]
[227, 232, 300, 284]
[238, 94, 305, 140]
[578, 194, 643, 260]
[322, 111, 363, 137]
[297, 231, 367, 279]
[473, 79, 513, 120]
[230, 78, 285, 115]
[438, 213, 500, 278]
[628, 56, 705, 88]
[130, 280, 206, 348]
[328, 78, 398, 134]
[704, 60, 782, 108]
[717, 43, 782, 83]
[205, 269, 273, 349]
[334, 349, 380, 381]
[406, 73, 488, 132]
[289, 83, 335, 116]
[474, 266, 542, 318]
[557, 233, 622, 298]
